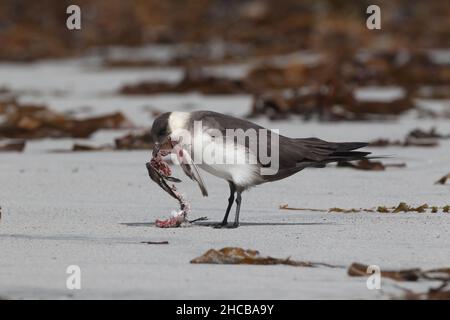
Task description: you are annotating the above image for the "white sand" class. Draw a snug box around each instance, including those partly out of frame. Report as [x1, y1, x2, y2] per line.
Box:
[0, 58, 449, 299]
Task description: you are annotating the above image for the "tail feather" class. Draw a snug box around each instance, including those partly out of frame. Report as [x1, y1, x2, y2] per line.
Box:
[292, 138, 371, 168]
[335, 142, 368, 152]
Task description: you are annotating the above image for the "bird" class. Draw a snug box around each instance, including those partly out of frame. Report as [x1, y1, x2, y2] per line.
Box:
[151, 110, 371, 228]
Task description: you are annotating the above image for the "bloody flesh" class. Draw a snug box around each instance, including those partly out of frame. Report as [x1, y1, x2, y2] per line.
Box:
[146, 151, 190, 228]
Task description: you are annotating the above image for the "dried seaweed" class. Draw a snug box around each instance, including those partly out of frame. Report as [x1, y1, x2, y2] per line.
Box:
[435, 173, 450, 185]
[0, 140, 25, 152]
[348, 263, 421, 282]
[71, 144, 113, 152]
[0, 101, 134, 139]
[349, 263, 450, 282]
[114, 131, 154, 150]
[408, 128, 450, 140]
[191, 247, 340, 268]
[370, 138, 439, 148]
[403, 283, 450, 300]
[1, 1, 450, 62]
[50, 130, 155, 153]
[120, 68, 251, 95]
[376, 206, 390, 213]
[1, 1, 449, 126]
[370, 127, 449, 148]
[328, 208, 363, 213]
[278, 204, 326, 212]
[140, 241, 169, 245]
[248, 87, 415, 122]
[280, 203, 449, 214]
[348, 263, 450, 299]
[337, 159, 406, 171]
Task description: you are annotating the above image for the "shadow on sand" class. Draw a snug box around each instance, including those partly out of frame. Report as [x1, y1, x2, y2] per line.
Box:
[121, 221, 334, 227]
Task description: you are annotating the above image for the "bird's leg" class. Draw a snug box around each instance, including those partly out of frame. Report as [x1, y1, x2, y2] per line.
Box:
[213, 182, 235, 228]
[230, 192, 242, 228]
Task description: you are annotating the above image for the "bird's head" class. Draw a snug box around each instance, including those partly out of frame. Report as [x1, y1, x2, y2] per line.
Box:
[151, 111, 192, 157]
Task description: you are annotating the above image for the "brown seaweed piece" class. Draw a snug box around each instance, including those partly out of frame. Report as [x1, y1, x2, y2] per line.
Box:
[53, 130, 155, 152]
[120, 67, 252, 95]
[115, 130, 154, 150]
[280, 203, 448, 214]
[403, 283, 450, 300]
[370, 127, 448, 148]
[0, 102, 134, 139]
[337, 159, 406, 171]
[71, 144, 113, 152]
[435, 173, 450, 185]
[190, 247, 340, 268]
[348, 263, 450, 299]
[393, 202, 429, 213]
[370, 138, 439, 148]
[348, 263, 421, 282]
[337, 159, 385, 171]
[0, 140, 25, 152]
[140, 241, 169, 245]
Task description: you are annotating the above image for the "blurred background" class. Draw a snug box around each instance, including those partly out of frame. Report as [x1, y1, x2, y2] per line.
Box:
[0, 0, 449, 151]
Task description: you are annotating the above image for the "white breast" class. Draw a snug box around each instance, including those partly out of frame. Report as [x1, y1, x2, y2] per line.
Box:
[192, 130, 263, 189]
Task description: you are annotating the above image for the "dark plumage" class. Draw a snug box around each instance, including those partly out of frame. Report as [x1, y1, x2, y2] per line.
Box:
[151, 110, 371, 228]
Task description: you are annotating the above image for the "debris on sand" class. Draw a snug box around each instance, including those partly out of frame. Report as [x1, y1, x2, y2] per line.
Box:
[244, 63, 311, 92]
[388, 203, 450, 213]
[0, 100, 134, 139]
[435, 173, 450, 185]
[248, 86, 415, 122]
[348, 262, 421, 281]
[369, 138, 439, 148]
[376, 206, 390, 213]
[278, 204, 326, 212]
[403, 283, 450, 300]
[370, 127, 449, 148]
[280, 203, 450, 214]
[71, 143, 113, 152]
[328, 208, 371, 213]
[407, 128, 449, 139]
[190, 247, 340, 268]
[0, 140, 25, 152]
[349, 263, 450, 282]
[330, 204, 433, 213]
[348, 262, 450, 299]
[336, 159, 406, 171]
[114, 130, 154, 150]
[393, 202, 428, 213]
[155, 211, 188, 228]
[0, 87, 10, 94]
[140, 241, 169, 245]
[120, 67, 251, 95]
[1, 1, 449, 65]
[52, 130, 155, 153]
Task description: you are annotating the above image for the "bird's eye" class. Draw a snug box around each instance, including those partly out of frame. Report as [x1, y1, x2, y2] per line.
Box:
[159, 128, 167, 136]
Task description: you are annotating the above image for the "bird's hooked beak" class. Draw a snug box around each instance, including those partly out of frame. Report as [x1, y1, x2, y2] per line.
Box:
[152, 137, 178, 157]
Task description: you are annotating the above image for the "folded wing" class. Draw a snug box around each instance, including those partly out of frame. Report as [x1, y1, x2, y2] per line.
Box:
[174, 146, 208, 197]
